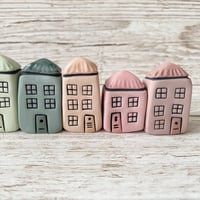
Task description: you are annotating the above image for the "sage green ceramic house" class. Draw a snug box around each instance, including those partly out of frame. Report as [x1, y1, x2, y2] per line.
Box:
[0, 55, 21, 132]
[18, 58, 62, 133]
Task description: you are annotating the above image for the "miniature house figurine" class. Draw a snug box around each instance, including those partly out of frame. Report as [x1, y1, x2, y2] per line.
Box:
[103, 70, 147, 133]
[18, 58, 62, 133]
[144, 62, 192, 135]
[62, 57, 102, 133]
[0, 55, 21, 132]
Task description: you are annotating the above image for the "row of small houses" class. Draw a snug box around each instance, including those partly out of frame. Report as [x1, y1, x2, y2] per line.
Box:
[0, 55, 192, 135]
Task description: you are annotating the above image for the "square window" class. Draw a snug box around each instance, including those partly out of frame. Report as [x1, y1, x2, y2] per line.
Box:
[174, 88, 186, 99]
[44, 85, 55, 96]
[44, 98, 56, 109]
[112, 97, 122, 108]
[26, 98, 38, 109]
[128, 97, 139, 107]
[25, 84, 37, 95]
[0, 81, 8, 93]
[154, 105, 165, 117]
[172, 104, 183, 114]
[82, 85, 92, 96]
[68, 115, 78, 126]
[67, 99, 78, 110]
[155, 88, 167, 99]
[154, 120, 165, 130]
[0, 97, 10, 108]
[127, 112, 138, 123]
[82, 99, 92, 110]
[67, 84, 77, 95]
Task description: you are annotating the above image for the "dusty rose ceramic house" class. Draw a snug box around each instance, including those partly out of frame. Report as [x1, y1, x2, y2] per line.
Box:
[62, 57, 102, 133]
[144, 62, 192, 135]
[103, 70, 147, 133]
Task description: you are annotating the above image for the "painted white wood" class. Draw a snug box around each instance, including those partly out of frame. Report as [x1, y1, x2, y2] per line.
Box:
[0, 117, 200, 199]
[0, 0, 199, 114]
[0, 1, 200, 198]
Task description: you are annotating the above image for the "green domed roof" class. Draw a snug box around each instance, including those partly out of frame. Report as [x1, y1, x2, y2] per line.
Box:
[0, 55, 21, 72]
[22, 58, 61, 75]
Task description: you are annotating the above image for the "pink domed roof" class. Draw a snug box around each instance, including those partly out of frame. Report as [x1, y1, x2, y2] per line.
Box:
[105, 70, 145, 89]
[63, 57, 97, 74]
[146, 62, 188, 78]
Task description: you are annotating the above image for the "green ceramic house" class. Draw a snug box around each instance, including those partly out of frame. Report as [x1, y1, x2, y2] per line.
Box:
[0, 55, 21, 132]
[18, 58, 62, 133]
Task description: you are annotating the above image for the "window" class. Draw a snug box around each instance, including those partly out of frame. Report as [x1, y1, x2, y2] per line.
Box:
[0, 81, 8, 93]
[67, 99, 78, 110]
[128, 97, 139, 107]
[44, 98, 56, 109]
[174, 88, 186, 99]
[154, 120, 165, 130]
[172, 104, 183, 114]
[127, 112, 138, 123]
[112, 97, 122, 108]
[155, 88, 167, 99]
[44, 85, 55, 96]
[26, 98, 38, 109]
[82, 85, 92, 96]
[154, 105, 165, 117]
[68, 115, 78, 126]
[82, 99, 92, 110]
[0, 97, 10, 108]
[67, 84, 77, 95]
[25, 84, 37, 95]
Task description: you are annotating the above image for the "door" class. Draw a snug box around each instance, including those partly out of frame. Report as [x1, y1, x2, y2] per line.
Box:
[0, 114, 5, 132]
[84, 115, 96, 133]
[170, 117, 182, 134]
[35, 114, 48, 133]
[111, 112, 122, 133]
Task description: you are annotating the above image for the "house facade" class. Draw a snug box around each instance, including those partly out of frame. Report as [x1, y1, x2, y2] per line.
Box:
[144, 62, 192, 135]
[18, 58, 62, 133]
[103, 70, 147, 133]
[62, 57, 102, 133]
[0, 55, 21, 132]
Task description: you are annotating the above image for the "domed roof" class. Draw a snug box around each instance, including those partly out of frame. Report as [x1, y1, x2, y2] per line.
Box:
[63, 57, 97, 74]
[146, 62, 188, 78]
[22, 58, 61, 75]
[105, 70, 145, 89]
[0, 55, 21, 72]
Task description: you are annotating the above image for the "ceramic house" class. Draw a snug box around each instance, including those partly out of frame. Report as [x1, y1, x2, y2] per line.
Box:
[103, 70, 147, 133]
[0, 55, 21, 132]
[144, 62, 192, 135]
[18, 58, 62, 133]
[62, 57, 102, 133]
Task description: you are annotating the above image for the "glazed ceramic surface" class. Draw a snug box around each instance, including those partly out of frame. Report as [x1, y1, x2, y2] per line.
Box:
[18, 58, 62, 133]
[62, 57, 102, 133]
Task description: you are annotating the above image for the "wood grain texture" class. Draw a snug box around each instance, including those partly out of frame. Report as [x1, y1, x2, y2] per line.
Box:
[0, 0, 199, 114]
[0, 1, 200, 198]
[0, 117, 200, 199]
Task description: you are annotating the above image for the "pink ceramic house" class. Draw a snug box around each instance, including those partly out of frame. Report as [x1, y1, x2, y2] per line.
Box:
[103, 70, 147, 133]
[144, 62, 192, 135]
[62, 57, 102, 133]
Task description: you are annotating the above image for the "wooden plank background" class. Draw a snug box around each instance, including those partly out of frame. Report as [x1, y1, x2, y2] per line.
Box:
[0, 0, 199, 115]
[1, 1, 200, 199]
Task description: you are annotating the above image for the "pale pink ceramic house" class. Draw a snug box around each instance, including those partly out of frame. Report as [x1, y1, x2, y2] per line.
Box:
[144, 62, 192, 135]
[103, 70, 147, 133]
[62, 57, 102, 133]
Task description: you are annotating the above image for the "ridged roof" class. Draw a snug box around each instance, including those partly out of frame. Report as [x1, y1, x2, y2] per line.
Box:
[0, 55, 21, 72]
[63, 57, 97, 74]
[22, 58, 61, 75]
[105, 70, 145, 89]
[146, 62, 188, 78]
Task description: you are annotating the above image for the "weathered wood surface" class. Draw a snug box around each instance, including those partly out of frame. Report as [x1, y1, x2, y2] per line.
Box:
[0, 117, 200, 199]
[0, 1, 200, 199]
[0, 0, 199, 114]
